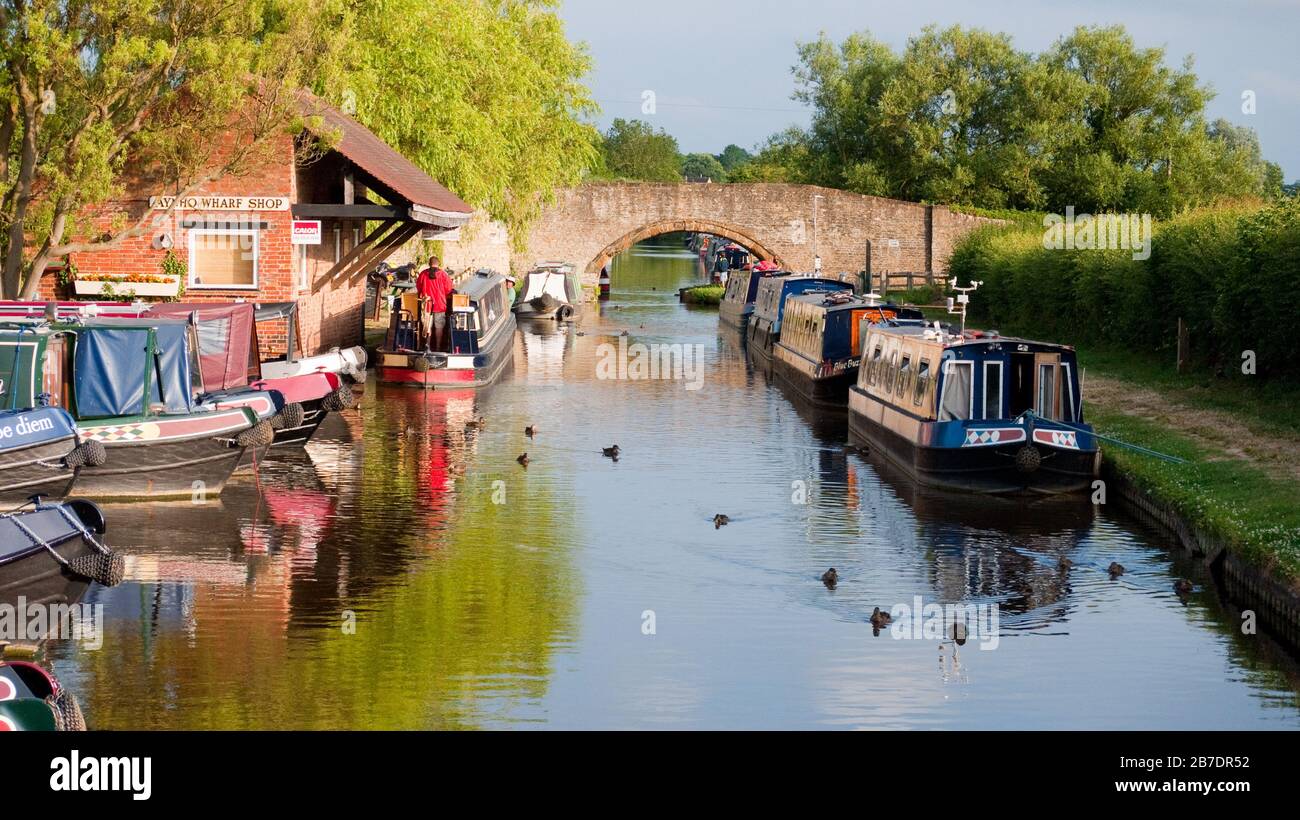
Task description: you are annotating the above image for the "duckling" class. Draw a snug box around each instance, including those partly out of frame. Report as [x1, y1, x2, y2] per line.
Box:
[1057, 556, 1074, 571]
[870, 607, 893, 628]
[713, 513, 730, 529]
[576, 331, 586, 337]
[516, 453, 529, 467]
[620, 330, 629, 337]
[602, 444, 621, 458]
[820, 568, 838, 588]
[1173, 578, 1194, 595]
[465, 416, 486, 431]
[1108, 561, 1126, 578]
[525, 425, 537, 438]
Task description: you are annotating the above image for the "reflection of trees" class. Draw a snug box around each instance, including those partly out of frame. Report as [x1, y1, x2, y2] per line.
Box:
[59, 385, 582, 729]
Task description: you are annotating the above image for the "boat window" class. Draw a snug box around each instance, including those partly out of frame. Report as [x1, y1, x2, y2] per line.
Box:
[938, 360, 973, 421]
[1060, 363, 1076, 422]
[885, 352, 898, 394]
[1037, 364, 1058, 419]
[913, 359, 930, 406]
[896, 355, 911, 396]
[984, 361, 1003, 420]
[868, 343, 884, 386]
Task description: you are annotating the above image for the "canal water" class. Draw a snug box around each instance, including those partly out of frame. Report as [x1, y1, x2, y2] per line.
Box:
[49, 234, 1300, 729]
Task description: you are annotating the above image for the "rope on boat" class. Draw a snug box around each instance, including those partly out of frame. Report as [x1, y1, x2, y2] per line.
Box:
[1023, 411, 1189, 464]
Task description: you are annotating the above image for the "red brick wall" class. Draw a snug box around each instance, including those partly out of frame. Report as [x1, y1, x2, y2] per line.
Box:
[39, 130, 366, 357]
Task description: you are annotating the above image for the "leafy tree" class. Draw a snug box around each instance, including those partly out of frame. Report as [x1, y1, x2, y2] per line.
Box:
[714, 144, 751, 171]
[681, 152, 725, 181]
[327, 0, 599, 249]
[598, 118, 680, 182]
[777, 24, 1281, 216]
[0, 0, 347, 298]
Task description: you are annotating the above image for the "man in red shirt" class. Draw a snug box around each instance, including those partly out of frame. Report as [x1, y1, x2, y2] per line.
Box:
[415, 255, 454, 350]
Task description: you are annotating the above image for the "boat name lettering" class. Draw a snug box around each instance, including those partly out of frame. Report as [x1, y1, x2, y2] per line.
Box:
[0, 413, 55, 439]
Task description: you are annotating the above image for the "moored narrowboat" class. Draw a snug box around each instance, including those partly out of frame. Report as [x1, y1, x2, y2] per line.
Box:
[0, 498, 122, 615]
[0, 660, 85, 731]
[0, 323, 263, 500]
[771, 293, 925, 406]
[848, 323, 1100, 494]
[513, 262, 582, 321]
[717, 261, 781, 331]
[377, 269, 517, 389]
[0, 406, 94, 505]
[746, 275, 855, 367]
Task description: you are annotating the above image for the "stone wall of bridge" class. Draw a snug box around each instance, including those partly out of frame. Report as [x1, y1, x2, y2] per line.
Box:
[442, 182, 1001, 291]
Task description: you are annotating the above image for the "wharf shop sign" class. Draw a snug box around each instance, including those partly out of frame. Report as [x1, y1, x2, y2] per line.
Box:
[148, 195, 290, 211]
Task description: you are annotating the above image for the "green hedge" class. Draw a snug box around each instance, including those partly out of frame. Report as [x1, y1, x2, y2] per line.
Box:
[948, 199, 1300, 380]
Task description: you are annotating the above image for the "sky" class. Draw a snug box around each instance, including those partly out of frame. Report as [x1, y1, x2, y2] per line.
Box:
[558, 0, 1300, 180]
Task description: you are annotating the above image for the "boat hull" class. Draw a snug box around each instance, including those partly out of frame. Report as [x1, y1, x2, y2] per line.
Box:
[771, 345, 856, 407]
[0, 435, 79, 506]
[848, 388, 1098, 495]
[377, 314, 516, 390]
[0, 507, 108, 612]
[745, 320, 778, 369]
[72, 411, 253, 500]
[718, 300, 752, 331]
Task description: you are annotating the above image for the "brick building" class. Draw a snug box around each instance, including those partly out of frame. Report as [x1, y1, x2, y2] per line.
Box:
[42, 95, 471, 357]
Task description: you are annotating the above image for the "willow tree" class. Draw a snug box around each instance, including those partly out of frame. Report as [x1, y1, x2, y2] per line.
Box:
[327, 0, 599, 248]
[0, 0, 351, 298]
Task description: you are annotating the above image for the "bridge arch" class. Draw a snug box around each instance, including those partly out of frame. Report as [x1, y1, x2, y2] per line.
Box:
[586, 218, 784, 275]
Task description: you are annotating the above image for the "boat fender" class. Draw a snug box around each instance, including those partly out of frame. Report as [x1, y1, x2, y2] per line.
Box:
[270, 402, 305, 430]
[412, 355, 432, 372]
[556, 304, 575, 322]
[50, 687, 86, 732]
[235, 420, 276, 448]
[1015, 445, 1042, 473]
[67, 550, 125, 588]
[63, 439, 107, 468]
[322, 384, 356, 412]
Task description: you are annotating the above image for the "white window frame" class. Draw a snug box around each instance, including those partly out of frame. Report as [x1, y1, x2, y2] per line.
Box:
[1061, 362, 1076, 421]
[938, 359, 974, 421]
[983, 360, 1003, 420]
[1037, 363, 1058, 419]
[187, 227, 259, 291]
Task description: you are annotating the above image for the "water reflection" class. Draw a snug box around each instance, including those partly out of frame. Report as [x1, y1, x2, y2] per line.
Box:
[34, 233, 1300, 729]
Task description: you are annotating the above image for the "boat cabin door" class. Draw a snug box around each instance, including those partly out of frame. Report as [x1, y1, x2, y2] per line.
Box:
[1033, 351, 1063, 420]
[1008, 351, 1036, 418]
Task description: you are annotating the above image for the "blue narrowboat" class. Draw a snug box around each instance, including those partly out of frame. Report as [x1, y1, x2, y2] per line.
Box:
[746, 275, 854, 367]
[718, 263, 782, 331]
[771, 293, 925, 406]
[848, 323, 1100, 494]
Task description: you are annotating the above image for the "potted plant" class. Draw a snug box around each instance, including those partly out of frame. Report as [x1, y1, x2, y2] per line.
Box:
[73, 251, 184, 298]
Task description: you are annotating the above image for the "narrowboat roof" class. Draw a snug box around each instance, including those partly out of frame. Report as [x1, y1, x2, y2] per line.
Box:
[865, 322, 1077, 352]
[458, 270, 508, 302]
[787, 292, 925, 318]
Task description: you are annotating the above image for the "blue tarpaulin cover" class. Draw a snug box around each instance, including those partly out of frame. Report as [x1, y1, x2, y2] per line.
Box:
[74, 324, 194, 418]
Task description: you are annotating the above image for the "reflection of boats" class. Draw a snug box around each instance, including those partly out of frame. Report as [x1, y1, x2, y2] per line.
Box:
[377, 270, 517, 389]
[849, 322, 1099, 494]
[513, 262, 582, 321]
[747, 275, 853, 368]
[0, 660, 84, 730]
[0, 324, 260, 499]
[0, 500, 121, 612]
[772, 294, 924, 407]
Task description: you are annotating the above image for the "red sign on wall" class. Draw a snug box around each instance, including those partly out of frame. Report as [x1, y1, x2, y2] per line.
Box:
[291, 220, 322, 245]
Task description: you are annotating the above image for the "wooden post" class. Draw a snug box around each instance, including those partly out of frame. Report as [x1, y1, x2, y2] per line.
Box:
[1177, 317, 1190, 373]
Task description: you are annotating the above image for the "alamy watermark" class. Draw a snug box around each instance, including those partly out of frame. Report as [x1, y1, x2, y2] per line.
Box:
[1043, 207, 1152, 260]
[596, 337, 706, 391]
[0, 597, 104, 649]
[888, 596, 1000, 651]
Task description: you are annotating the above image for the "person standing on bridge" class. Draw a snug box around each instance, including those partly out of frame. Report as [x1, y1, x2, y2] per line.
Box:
[416, 255, 454, 351]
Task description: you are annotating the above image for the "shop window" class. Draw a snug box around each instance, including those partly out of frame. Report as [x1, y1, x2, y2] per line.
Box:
[189, 228, 258, 289]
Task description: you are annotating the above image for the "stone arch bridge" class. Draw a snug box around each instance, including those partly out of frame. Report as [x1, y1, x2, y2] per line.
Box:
[444, 183, 1000, 290]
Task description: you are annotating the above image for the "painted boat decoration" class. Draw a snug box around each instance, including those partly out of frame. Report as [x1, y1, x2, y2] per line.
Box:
[0, 660, 85, 731]
[718, 260, 782, 331]
[513, 262, 582, 321]
[0, 499, 121, 616]
[0, 324, 262, 500]
[746, 275, 855, 367]
[848, 321, 1100, 494]
[0, 405, 96, 505]
[377, 269, 517, 389]
[772, 292, 925, 406]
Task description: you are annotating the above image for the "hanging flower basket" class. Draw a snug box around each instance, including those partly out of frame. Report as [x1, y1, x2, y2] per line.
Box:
[73, 273, 182, 298]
